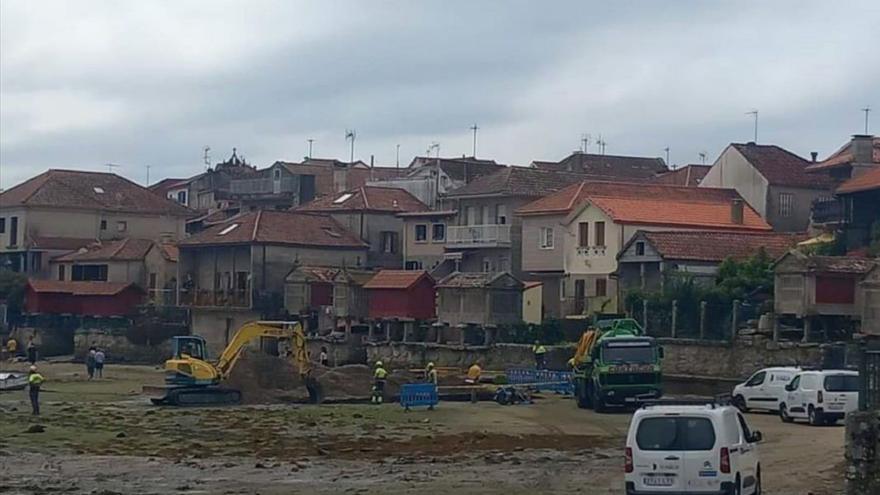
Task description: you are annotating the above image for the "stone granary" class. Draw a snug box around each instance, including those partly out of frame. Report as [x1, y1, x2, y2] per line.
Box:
[436, 271, 524, 346]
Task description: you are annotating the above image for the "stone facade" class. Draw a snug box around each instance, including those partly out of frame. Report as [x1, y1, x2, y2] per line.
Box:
[74, 327, 171, 363]
[846, 410, 880, 495]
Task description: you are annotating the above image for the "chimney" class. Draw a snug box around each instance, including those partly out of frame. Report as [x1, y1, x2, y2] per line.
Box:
[851, 134, 874, 164]
[810, 151, 818, 162]
[731, 198, 744, 225]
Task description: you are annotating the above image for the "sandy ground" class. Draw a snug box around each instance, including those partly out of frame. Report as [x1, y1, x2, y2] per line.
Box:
[0, 361, 846, 494]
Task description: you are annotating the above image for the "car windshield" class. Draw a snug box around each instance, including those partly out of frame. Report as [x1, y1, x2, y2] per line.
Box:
[636, 416, 716, 451]
[603, 345, 655, 364]
[824, 375, 859, 392]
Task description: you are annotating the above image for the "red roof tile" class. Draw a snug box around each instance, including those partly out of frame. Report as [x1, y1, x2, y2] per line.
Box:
[836, 167, 880, 194]
[0, 169, 194, 216]
[295, 186, 428, 213]
[631, 231, 806, 262]
[158, 243, 179, 262]
[517, 181, 771, 231]
[731, 143, 833, 189]
[650, 165, 711, 187]
[28, 236, 96, 251]
[805, 136, 880, 172]
[363, 270, 432, 289]
[27, 280, 142, 296]
[54, 238, 155, 262]
[178, 210, 367, 248]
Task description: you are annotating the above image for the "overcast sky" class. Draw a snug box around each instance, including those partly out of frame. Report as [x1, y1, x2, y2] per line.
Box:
[1, 1, 878, 189]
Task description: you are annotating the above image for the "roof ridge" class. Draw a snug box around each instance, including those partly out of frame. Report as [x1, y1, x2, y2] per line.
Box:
[565, 181, 587, 211]
[360, 187, 370, 210]
[252, 210, 263, 242]
[111, 238, 129, 258]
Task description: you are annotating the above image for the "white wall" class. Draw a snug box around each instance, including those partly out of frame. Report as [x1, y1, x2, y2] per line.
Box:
[700, 146, 769, 218]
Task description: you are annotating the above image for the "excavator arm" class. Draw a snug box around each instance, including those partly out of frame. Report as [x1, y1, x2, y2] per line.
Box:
[215, 321, 312, 380]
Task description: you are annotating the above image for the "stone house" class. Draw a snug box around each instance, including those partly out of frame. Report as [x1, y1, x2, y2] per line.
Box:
[0, 169, 192, 277]
[700, 142, 834, 232]
[805, 135, 878, 231]
[436, 271, 523, 327]
[176, 210, 368, 352]
[226, 161, 317, 211]
[618, 231, 804, 293]
[294, 186, 429, 269]
[273, 158, 405, 199]
[516, 181, 771, 318]
[531, 151, 668, 179]
[834, 168, 880, 252]
[373, 156, 505, 207]
[283, 266, 373, 335]
[398, 209, 457, 272]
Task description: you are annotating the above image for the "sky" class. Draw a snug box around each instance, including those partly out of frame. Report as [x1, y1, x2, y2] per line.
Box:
[1, 0, 879, 189]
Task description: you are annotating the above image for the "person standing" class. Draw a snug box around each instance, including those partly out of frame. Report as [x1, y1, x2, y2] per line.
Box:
[319, 346, 329, 367]
[466, 362, 482, 384]
[371, 361, 388, 404]
[532, 340, 547, 370]
[26, 337, 37, 365]
[94, 348, 105, 378]
[86, 348, 96, 380]
[27, 365, 44, 416]
[425, 362, 438, 386]
[5, 336, 16, 361]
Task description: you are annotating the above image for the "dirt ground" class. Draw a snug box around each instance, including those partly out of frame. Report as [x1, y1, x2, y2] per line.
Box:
[0, 361, 846, 494]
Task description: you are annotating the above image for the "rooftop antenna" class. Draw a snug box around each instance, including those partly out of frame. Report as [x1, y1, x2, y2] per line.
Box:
[470, 123, 479, 157]
[596, 135, 607, 155]
[862, 106, 872, 134]
[580, 133, 591, 153]
[699, 152, 707, 165]
[396, 144, 401, 168]
[106, 163, 120, 173]
[746, 110, 759, 142]
[345, 129, 357, 164]
[664, 147, 670, 167]
[307, 138, 314, 159]
[146, 164, 151, 185]
[203, 146, 211, 169]
[428, 142, 440, 158]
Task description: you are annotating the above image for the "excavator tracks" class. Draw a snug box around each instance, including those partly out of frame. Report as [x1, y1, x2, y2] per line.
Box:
[150, 386, 242, 406]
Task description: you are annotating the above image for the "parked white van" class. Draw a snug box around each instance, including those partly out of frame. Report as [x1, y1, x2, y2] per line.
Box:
[731, 367, 800, 413]
[779, 370, 859, 425]
[625, 403, 763, 495]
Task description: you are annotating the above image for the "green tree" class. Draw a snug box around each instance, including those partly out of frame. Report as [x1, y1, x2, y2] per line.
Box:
[0, 269, 28, 312]
[715, 248, 774, 299]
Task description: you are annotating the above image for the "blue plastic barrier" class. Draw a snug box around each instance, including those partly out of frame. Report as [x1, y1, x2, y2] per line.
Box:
[505, 368, 574, 395]
[400, 383, 439, 410]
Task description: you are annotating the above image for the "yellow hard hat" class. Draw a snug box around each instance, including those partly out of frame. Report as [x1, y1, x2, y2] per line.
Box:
[375, 360, 383, 367]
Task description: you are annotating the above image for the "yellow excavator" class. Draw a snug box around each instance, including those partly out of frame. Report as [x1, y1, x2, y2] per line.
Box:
[148, 320, 321, 406]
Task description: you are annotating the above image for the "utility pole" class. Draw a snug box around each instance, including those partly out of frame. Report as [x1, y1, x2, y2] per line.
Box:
[307, 139, 314, 159]
[746, 110, 759, 142]
[345, 130, 357, 164]
[470, 124, 479, 157]
[146, 165, 151, 185]
[396, 144, 401, 168]
[862, 106, 872, 134]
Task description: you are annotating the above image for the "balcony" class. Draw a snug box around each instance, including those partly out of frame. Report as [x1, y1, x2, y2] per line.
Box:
[811, 197, 844, 225]
[446, 224, 511, 248]
[230, 177, 298, 196]
[178, 288, 251, 308]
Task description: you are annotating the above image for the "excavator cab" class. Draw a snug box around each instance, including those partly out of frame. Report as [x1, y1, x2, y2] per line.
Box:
[172, 336, 208, 360]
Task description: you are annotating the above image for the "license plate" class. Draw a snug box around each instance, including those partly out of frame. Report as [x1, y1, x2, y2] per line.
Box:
[644, 476, 674, 487]
[828, 404, 844, 410]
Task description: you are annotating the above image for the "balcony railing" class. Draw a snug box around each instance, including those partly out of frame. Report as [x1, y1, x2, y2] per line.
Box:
[230, 177, 298, 195]
[178, 288, 251, 308]
[811, 197, 844, 225]
[446, 224, 511, 247]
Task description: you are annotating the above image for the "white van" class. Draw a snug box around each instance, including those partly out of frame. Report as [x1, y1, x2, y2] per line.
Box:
[731, 367, 800, 413]
[779, 370, 859, 425]
[625, 403, 763, 495]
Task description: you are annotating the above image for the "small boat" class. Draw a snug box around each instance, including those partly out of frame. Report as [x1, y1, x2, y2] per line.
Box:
[0, 371, 29, 391]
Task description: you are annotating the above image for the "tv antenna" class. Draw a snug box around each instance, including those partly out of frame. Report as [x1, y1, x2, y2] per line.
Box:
[396, 144, 401, 168]
[580, 133, 591, 153]
[146, 165, 151, 185]
[203, 146, 211, 169]
[427, 142, 440, 158]
[862, 106, 872, 134]
[470, 124, 479, 157]
[106, 163, 120, 173]
[307, 138, 315, 159]
[746, 110, 759, 142]
[664, 147, 670, 166]
[596, 135, 607, 155]
[345, 129, 357, 163]
[699, 152, 707, 165]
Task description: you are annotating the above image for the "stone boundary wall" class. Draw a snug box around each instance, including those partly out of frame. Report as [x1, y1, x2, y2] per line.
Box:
[846, 410, 880, 495]
[74, 328, 170, 364]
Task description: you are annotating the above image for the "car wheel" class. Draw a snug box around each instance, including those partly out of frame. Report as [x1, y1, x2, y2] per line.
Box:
[754, 467, 762, 495]
[733, 395, 748, 412]
[779, 404, 793, 423]
[592, 384, 607, 413]
[808, 406, 823, 426]
[576, 380, 591, 409]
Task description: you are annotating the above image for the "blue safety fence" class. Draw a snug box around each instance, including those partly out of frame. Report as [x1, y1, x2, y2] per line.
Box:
[400, 383, 439, 410]
[506, 368, 574, 395]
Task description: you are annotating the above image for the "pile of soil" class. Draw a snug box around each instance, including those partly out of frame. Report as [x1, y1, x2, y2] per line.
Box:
[225, 352, 413, 404]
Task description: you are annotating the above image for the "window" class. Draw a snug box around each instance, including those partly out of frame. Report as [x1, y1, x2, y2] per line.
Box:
[788, 375, 801, 391]
[117, 221, 127, 232]
[415, 224, 428, 242]
[333, 193, 354, 204]
[100, 220, 107, 231]
[635, 241, 645, 256]
[176, 190, 187, 205]
[93, 187, 105, 194]
[745, 371, 766, 387]
[496, 204, 507, 225]
[539, 227, 554, 249]
[465, 206, 476, 225]
[824, 375, 859, 392]
[778, 193, 794, 217]
[0, 218, 4, 234]
[218, 223, 240, 236]
[405, 260, 423, 270]
[636, 417, 716, 451]
[381, 231, 397, 253]
[432, 223, 446, 242]
[481, 258, 492, 272]
[499, 256, 510, 272]
[273, 168, 282, 180]
[72, 264, 108, 281]
[149, 273, 157, 290]
[596, 278, 607, 297]
[594, 221, 606, 247]
[58, 265, 65, 281]
[9, 217, 18, 246]
[736, 414, 753, 443]
[578, 222, 589, 247]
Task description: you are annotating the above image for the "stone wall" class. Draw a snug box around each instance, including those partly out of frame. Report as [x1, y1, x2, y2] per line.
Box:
[74, 328, 171, 363]
[307, 337, 366, 366]
[366, 342, 574, 370]
[846, 410, 880, 495]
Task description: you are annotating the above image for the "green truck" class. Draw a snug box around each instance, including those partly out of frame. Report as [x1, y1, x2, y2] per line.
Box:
[572, 318, 664, 412]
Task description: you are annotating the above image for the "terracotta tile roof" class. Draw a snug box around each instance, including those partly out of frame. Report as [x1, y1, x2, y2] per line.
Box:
[28, 236, 96, 251]
[178, 210, 367, 248]
[294, 186, 428, 213]
[363, 270, 432, 289]
[408, 157, 505, 183]
[524, 281, 543, 290]
[436, 271, 522, 289]
[651, 165, 711, 187]
[836, 167, 880, 194]
[148, 177, 189, 198]
[532, 152, 668, 179]
[517, 181, 771, 231]
[27, 279, 142, 296]
[805, 136, 880, 172]
[445, 167, 591, 198]
[54, 238, 155, 262]
[631, 231, 807, 263]
[293, 266, 339, 283]
[0, 169, 194, 216]
[158, 243, 179, 262]
[396, 209, 458, 218]
[805, 256, 876, 274]
[277, 160, 406, 198]
[731, 143, 833, 189]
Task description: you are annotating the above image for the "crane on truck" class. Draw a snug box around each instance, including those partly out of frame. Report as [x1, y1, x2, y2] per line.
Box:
[571, 318, 663, 412]
[148, 321, 321, 406]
